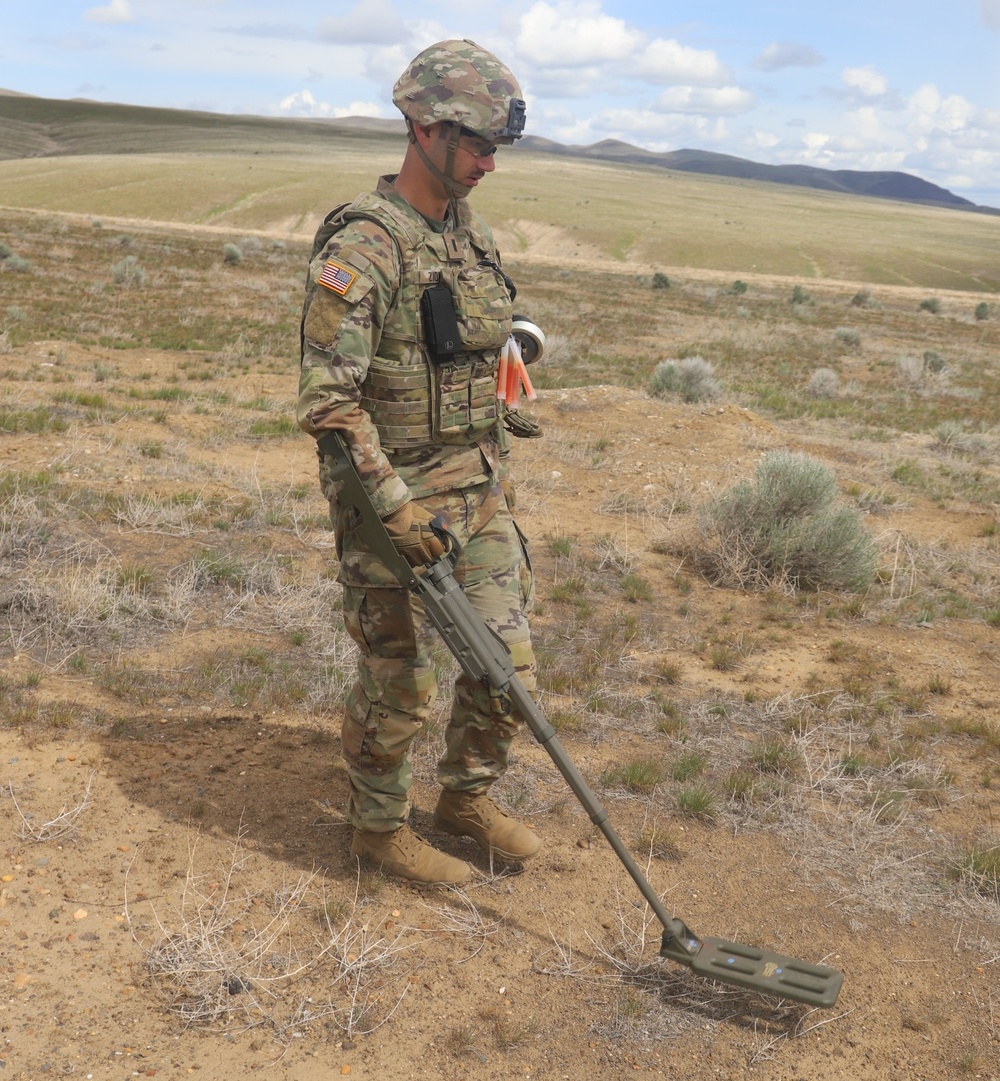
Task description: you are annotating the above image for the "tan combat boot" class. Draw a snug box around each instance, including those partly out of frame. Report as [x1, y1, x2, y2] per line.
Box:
[434, 789, 541, 862]
[351, 824, 471, 886]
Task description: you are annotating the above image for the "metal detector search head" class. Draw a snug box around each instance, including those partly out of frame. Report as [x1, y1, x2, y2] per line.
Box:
[660, 924, 842, 1008]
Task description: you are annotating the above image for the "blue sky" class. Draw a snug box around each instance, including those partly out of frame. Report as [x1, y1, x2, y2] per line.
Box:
[3, 1, 999, 206]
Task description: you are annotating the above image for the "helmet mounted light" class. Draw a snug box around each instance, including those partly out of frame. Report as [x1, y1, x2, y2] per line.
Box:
[500, 98, 527, 141]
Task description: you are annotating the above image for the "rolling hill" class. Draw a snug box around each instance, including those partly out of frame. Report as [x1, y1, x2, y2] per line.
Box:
[519, 137, 985, 212]
[0, 89, 992, 214]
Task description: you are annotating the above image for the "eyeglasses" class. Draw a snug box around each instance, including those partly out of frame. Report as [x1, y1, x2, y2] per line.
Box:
[456, 127, 499, 159]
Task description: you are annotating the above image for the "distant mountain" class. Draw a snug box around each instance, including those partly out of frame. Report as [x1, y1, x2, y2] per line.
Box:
[0, 90, 993, 214]
[518, 137, 994, 213]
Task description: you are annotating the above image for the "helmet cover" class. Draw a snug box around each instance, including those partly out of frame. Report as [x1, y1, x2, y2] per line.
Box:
[393, 38, 525, 142]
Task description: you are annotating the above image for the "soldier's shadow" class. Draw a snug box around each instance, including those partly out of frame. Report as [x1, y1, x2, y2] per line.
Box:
[99, 710, 505, 886]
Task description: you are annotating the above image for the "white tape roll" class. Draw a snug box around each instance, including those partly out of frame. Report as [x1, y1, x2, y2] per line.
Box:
[511, 316, 545, 364]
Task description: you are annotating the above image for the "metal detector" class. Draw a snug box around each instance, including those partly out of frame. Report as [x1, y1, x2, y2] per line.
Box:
[318, 431, 843, 1009]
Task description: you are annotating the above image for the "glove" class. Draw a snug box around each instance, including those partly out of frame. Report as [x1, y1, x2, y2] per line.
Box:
[382, 501, 446, 567]
[503, 409, 543, 438]
[500, 476, 516, 511]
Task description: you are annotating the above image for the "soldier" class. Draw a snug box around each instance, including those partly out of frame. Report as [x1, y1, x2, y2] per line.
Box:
[297, 40, 539, 885]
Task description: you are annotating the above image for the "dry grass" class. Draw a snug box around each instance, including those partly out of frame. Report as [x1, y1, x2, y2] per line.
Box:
[127, 828, 412, 1042]
[8, 770, 94, 841]
[3, 128, 999, 289]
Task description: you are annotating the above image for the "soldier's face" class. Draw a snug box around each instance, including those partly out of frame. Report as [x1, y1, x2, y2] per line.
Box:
[430, 124, 496, 193]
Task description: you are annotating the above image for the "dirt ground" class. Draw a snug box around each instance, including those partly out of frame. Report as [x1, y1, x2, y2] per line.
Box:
[2, 330, 1000, 1075]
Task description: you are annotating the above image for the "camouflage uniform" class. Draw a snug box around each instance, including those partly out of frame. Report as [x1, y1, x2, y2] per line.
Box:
[298, 177, 536, 832]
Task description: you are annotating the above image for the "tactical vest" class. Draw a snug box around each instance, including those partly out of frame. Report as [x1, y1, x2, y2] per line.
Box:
[312, 188, 513, 451]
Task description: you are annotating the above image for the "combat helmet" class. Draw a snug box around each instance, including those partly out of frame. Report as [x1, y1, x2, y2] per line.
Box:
[393, 39, 526, 145]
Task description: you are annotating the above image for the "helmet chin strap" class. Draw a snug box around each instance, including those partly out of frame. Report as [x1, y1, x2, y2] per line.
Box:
[407, 121, 470, 219]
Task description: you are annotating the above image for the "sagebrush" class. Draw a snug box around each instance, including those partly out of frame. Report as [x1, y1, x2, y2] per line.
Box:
[692, 450, 876, 591]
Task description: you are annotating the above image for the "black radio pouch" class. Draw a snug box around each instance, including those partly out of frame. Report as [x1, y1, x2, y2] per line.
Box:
[421, 283, 462, 364]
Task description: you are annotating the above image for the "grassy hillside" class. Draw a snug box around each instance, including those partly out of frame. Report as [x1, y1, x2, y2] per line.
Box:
[1, 92, 998, 290]
[2, 149, 999, 291]
[0, 92, 403, 159]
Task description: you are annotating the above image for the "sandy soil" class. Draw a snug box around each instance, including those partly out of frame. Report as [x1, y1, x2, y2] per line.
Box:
[2, 328, 1000, 1081]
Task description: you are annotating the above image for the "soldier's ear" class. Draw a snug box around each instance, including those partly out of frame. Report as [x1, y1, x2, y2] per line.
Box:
[413, 122, 448, 149]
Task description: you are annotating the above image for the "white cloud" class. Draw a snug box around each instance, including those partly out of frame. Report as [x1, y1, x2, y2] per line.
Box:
[524, 65, 610, 99]
[218, 24, 307, 41]
[516, 1, 643, 66]
[653, 85, 755, 116]
[84, 0, 134, 25]
[753, 41, 824, 72]
[907, 84, 975, 134]
[276, 89, 386, 119]
[841, 65, 889, 99]
[634, 37, 728, 85]
[360, 43, 420, 85]
[514, 0, 725, 85]
[574, 106, 732, 149]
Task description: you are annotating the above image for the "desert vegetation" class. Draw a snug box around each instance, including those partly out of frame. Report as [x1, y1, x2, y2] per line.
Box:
[2, 137, 1000, 1077]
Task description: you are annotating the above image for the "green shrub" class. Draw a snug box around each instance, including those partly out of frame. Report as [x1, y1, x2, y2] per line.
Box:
[790, 284, 811, 305]
[947, 838, 1000, 899]
[600, 756, 666, 794]
[695, 450, 877, 591]
[748, 737, 799, 776]
[112, 254, 144, 288]
[675, 783, 717, 819]
[670, 750, 709, 781]
[621, 573, 653, 602]
[834, 326, 861, 348]
[223, 243, 244, 266]
[0, 241, 12, 259]
[933, 421, 987, 458]
[5, 255, 32, 273]
[651, 272, 671, 290]
[974, 301, 991, 321]
[919, 297, 941, 314]
[729, 280, 748, 295]
[650, 355, 722, 403]
[923, 350, 946, 373]
[850, 288, 873, 308]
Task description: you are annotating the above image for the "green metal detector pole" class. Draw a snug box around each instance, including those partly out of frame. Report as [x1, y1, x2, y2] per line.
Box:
[318, 431, 843, 1009]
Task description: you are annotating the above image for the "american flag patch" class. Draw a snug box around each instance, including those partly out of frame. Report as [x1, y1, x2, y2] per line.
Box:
[318, 260, 356, 295]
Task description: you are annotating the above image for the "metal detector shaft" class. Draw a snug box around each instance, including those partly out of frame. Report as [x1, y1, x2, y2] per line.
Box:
[318, 431, 843, 1008]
